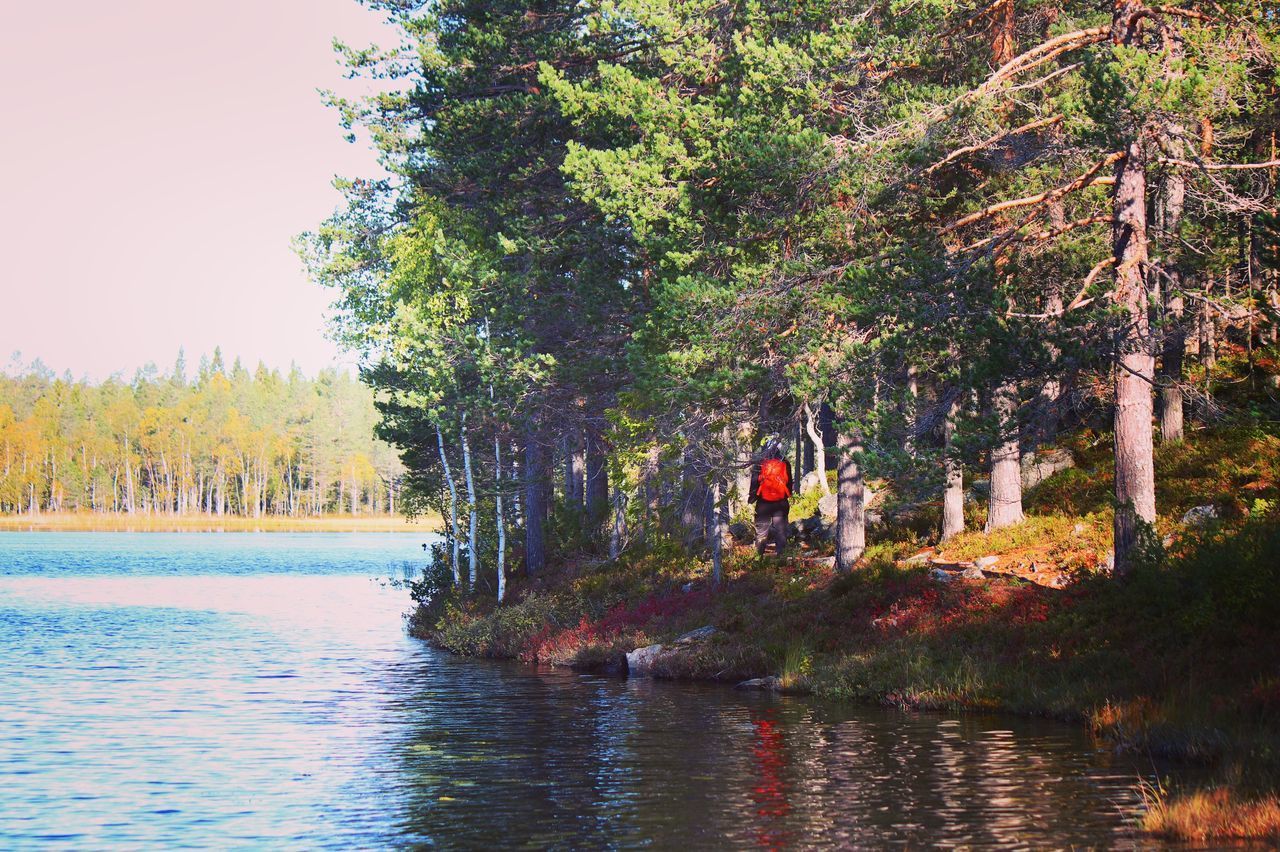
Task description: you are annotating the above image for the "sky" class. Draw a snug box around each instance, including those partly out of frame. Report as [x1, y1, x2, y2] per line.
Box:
[0, 0, 397, 381]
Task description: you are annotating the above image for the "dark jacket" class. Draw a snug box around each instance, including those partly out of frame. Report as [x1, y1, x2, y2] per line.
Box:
[747, 458, 794, 505]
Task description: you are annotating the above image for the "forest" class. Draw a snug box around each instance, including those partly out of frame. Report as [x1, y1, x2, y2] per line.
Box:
[0, 352, 404, 518]
[307, 0, 1280, 838]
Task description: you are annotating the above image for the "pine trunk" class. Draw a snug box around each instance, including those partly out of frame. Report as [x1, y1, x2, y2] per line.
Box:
[523, 422, 546, 576]
[942, 397, 966, 541]
[584, 420, 608, 526]
[986, 380, 1024, 531]
[803, 403, 831, 496]
[834, 427, 865, 573]
[1111, 130, 1158, 575]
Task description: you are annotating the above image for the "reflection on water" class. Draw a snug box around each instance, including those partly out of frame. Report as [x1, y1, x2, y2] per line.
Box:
[0, 533, 1169, 848]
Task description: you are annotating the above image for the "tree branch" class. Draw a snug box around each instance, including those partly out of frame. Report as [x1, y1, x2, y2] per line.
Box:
[923, 115, 1064, 177]
[941, 152, 1124, 234]
[1158, 157, 1280, 171]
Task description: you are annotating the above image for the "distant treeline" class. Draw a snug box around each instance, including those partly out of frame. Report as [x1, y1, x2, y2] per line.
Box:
[0, 351, 404, 517]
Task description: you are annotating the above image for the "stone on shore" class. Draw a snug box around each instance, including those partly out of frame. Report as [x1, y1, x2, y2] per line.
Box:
[625, 643, 665, 676]
[735, 676, 781, 691]
[673, 625, 718, 645]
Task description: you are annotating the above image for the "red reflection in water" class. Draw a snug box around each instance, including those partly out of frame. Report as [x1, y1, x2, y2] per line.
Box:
[749, 712, 792, 849]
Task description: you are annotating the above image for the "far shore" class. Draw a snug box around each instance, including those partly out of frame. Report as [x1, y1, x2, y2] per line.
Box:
[0, 512, 441, 534]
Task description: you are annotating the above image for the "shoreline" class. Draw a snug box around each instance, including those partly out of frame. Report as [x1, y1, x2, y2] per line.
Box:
[0, 513, 441, 533]
[414, 506, 1280, 843]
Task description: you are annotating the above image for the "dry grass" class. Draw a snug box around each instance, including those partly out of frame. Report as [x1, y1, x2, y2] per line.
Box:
[0, 511, 440, 533]
[1142, 785, 1280, 842]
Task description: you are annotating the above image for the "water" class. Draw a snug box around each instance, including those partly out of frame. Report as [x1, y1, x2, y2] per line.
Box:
[0, 532, 1171, 849]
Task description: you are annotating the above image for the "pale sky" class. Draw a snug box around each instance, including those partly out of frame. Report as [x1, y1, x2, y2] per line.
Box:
[0, 0, 397, 380]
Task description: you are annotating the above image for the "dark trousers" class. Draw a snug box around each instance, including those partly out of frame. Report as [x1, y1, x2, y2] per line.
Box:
[754, 499, 790, 554]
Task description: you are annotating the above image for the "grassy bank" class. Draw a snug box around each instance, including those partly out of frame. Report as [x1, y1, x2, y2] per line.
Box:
[0, 512, 440, 533]
[414, 423, 1280, 842]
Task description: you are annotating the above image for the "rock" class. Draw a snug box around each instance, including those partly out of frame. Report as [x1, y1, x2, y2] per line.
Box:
[960, 567, 986, 580]
[1072, 523, 1086, 534]
[903, 552, 932, 566]
[1021, 448, 1076, 490]
[1268, 374, 1280, 390]
[735, 676, 781, 691]
[974, 555, 999, 569]
[812, 556, 837, 570]
[929, 568, 954, 583]
[1181, 505, 1219, 527]
[681, 582, 695, 594]
[818, 494, 837, 521]
[800, 471, 825, 495]
[673, 625, 718, 645]
[800, 515, 825, 534]
[1101, 550, 1115, 573]
[625, 643, 665, 676]
[1048, 573, 1070, 589]
[728, 522, 752, 543]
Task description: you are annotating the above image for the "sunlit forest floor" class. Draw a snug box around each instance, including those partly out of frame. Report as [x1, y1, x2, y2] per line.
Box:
[0, 512, 440, 533]
[419, 350, 1280, 841]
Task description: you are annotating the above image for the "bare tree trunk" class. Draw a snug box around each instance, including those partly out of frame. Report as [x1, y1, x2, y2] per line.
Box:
[733, 421, 754, 512]
[460, 414, 478, 592]
[494, 433, 505, 605]
[436, 423, 461, 585]
[942, 396, 966, 541]
[986, 380, 1024, 531]
[803, 402, 831, 496]
[609, 487, 627, 561]
[523, 421, 546, 576]
[564, 429, 585, 510]
[710, 480, 725, 588]
[1158, 271, 1187, 444]
[1154, 29, 1188, 445]
[834, 426, 865, 573]
[1112, 128, 1158, 575]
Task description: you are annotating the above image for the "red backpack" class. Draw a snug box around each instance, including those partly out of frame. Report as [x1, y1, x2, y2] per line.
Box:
[757, 458, 790, 502]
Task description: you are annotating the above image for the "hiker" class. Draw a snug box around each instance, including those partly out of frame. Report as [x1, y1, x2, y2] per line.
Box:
[748, 439, 793, 555]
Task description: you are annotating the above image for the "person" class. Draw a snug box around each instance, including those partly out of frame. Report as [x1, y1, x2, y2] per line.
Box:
[748, 439, 793, 555]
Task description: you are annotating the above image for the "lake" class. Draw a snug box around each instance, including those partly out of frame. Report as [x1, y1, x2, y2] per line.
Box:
[0, 532, 1171, 848]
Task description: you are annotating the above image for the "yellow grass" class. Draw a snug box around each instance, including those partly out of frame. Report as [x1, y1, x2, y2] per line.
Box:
[1142, 785, 1280, 842]
[0, 512, 441, 533]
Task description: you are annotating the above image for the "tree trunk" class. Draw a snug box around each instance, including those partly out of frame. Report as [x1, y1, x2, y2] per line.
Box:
[834, 426, 865, 573]
[494, 433, 505, 605]
[460, 414, 478, 591]
[1112, 130, 1158, 575]
[710, 480, 725, 588]
[733, 421, 754, 513]
[986, 380, 1024, 531]
[609, 487, 627, 561]
[564, 430, 585, 510]
[680, 445, 706, 551]
[1158, 270, 1187, 444]
[803, 402, 831, 496]
[584, 419, 608, 526]
[523, 421, 546, 576]
[942, 397, 966, 541]
[1154, 32, 1188, 446]
[436, 423, 461, 585]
